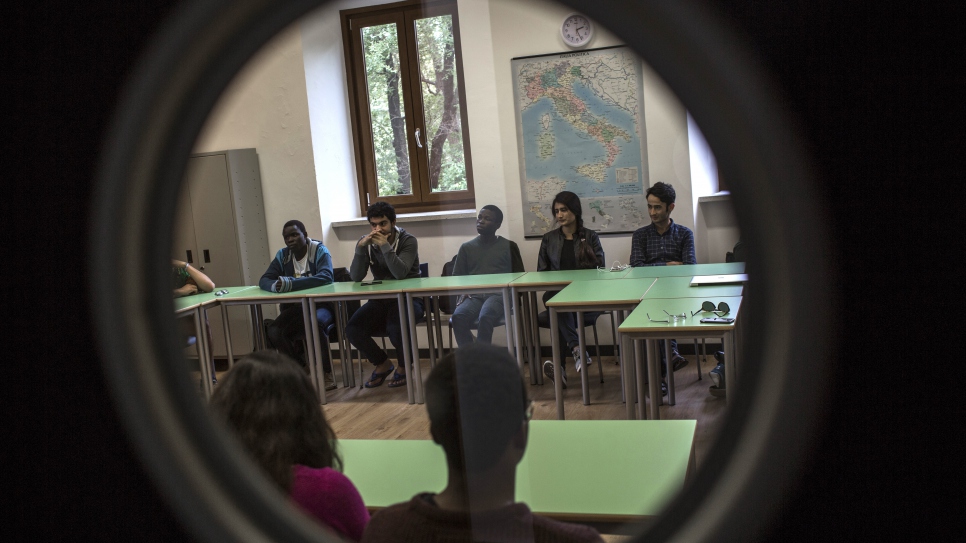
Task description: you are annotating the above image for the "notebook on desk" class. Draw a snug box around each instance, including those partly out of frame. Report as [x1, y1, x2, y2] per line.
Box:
[689, 274, 749, 286]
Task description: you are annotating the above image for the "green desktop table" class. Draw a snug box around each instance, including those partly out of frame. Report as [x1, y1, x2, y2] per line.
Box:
[339, 419, 696, 523]
[622, 262, 746, 279]
[173, 286, 257, 398]
[621, 296, 743, 418]
[402, 273, 527, 403]
[644, 275, 744, 299]
[544, 279, 658, 420]
[296, 278, 425, 404]
[509, 270, 631, 385]
[640, 277, 742, 407]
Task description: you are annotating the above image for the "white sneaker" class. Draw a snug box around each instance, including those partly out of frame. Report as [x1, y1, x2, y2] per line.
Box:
[324, 372, 337, 391]
[572, 347, 593, 373]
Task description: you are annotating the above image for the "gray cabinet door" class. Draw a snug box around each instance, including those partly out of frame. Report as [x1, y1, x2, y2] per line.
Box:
[182, 154, 253, 358]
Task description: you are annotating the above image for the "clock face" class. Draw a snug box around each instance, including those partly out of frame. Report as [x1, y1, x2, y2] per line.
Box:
[561, 14, 593, 48]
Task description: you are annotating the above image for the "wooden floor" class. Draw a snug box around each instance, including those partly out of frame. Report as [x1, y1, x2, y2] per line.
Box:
[207, 351, 727, 541]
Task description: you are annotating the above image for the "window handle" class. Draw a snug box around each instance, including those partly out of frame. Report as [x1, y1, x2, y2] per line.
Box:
[415, 127, 423, 149]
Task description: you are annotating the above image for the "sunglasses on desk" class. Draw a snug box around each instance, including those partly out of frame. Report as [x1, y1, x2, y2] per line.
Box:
[692, 301, 730, 316]
[647, 309, 688, 323]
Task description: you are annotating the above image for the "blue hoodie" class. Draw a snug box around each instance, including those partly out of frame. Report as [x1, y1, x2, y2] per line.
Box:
[258, 239, 334, 293]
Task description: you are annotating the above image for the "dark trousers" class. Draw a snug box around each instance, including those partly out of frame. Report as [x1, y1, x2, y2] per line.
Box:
[345, 297, 424, 370]
[542, 290, 601, 363]
[266, 302, 335, 373]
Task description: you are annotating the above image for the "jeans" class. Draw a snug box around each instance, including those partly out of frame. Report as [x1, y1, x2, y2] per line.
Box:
[451, 294, 505, 347]
[345, 297, 424, 370]
[266, 302, 335, 373]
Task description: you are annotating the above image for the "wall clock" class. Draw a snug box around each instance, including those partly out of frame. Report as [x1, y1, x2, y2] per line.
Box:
[561, 13, 594, 48]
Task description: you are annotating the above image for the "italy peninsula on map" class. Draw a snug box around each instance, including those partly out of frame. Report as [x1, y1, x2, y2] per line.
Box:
[513, 47, 648, 236]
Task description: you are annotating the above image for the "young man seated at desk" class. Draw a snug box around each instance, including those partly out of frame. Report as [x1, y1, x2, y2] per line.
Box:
[450, 205, 525, 348]
[629, 182, 696, 393]
[258, 219, 337, 390]
[361, 344, 603, 543]
[346, 201, 423, 390]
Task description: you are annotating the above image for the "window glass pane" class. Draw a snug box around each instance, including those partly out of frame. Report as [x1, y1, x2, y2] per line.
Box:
[414, 15, 467, 193]
[362, 23, 412, 196]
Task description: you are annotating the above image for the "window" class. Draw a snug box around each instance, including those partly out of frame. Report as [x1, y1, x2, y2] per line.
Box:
[342, 0, 475, 214]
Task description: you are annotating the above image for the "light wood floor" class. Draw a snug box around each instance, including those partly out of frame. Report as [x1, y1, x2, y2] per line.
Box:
[207, 351, 727, 541]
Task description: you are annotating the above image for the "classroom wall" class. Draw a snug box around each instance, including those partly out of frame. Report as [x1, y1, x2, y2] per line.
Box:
[194, 23, 321, 263]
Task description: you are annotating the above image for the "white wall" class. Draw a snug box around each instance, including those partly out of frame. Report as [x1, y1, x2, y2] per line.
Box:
[193, 23, 321, 260]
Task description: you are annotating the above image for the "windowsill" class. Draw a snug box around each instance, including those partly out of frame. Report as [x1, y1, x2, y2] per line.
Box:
[331, 209, 478, 228]
[697, 191, 731, 204]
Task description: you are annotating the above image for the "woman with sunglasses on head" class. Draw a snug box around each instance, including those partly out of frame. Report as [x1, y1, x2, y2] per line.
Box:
[537, 191, 605, 388]
[209, 351, 370, 541]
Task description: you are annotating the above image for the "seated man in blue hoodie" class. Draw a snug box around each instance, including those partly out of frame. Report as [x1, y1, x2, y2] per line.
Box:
[258, 219, 336, 390]
[450, 205, 525, 348]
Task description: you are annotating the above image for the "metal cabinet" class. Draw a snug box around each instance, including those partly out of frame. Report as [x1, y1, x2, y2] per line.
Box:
[174, 149, 270, 360]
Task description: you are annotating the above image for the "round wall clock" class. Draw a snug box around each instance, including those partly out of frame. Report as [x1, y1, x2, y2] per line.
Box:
[561, 13, 594, 48]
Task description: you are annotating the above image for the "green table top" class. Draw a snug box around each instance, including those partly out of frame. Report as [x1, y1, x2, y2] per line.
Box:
[644, 276, 744, 299]
[620, 296, 743, 333]
[172, 286, 257, 313]
[544, 278, 657, 307]
[339, 420, 695, 520]
[622, 262, 746, 279]
[509, 269, 630, 288]
[298, 278, 422, 297]
[403, 272, 526, 293]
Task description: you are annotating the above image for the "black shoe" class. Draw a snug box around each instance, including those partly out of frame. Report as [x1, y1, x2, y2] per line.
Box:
[543, 360, 567, 389]
[661, 381, 668, 396]
[709, 362, 725, 388]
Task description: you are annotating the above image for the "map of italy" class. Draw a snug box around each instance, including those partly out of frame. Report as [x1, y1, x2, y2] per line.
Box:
[513, 47, 649, 236]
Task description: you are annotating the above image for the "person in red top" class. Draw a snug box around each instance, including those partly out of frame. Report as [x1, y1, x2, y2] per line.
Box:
[361, 344, 603, 543]
[209, 351, 370, 541]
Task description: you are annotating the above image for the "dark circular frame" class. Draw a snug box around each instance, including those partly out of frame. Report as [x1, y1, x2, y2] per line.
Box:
[90, 0, 832, 541]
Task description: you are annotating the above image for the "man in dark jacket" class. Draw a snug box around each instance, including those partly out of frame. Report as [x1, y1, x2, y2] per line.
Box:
[259, 219, 336, 390]
[346, 202, 423, 390]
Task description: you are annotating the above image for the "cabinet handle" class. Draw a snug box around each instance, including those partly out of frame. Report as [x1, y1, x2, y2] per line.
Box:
[415, 128, 423, 149]
[203, 249, 211, 263]
[186, 250, 193, 263]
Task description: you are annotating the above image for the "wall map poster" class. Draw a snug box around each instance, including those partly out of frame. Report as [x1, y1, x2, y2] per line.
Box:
[511, 46, 649, 237]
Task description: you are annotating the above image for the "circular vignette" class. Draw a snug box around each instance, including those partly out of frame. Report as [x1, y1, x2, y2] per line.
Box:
[89, 1, 832, 543]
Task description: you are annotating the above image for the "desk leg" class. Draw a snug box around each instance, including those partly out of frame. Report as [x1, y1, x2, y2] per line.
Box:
[424, 295, 436, 370]
[576, 310, 590, 406]
[402, 293, 417, 405]
[616, 311, 635, 420]
[724, 331, 735, 405]
[665, 339, 676, 406]
[531, 292, 543, 385]
[513, 287, 525, 376]
[549, 308, 565, 420]
[304, 299, 324, 403]
[220, 303, 235, 370]
[502, 287, 514, 358]
[252, 305, 264, 350]
[201, 306, 216, 394]
[191, 309, 211, 399]
[635, 339, 646, 420]
[647, 339, 662, 420]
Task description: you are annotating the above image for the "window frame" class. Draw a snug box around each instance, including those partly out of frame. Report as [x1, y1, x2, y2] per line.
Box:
[341, 0, 476, 215]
